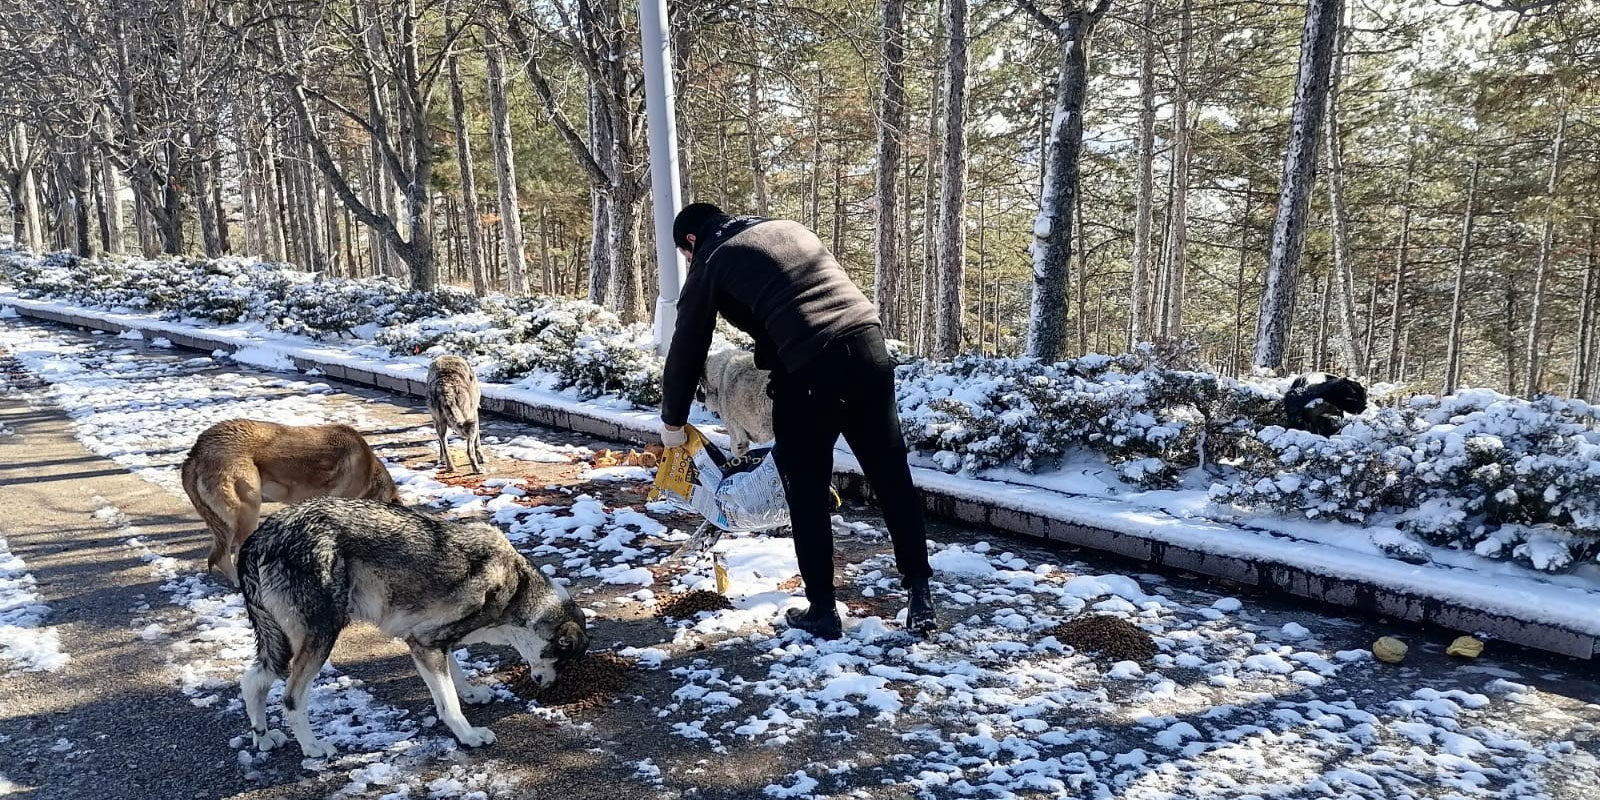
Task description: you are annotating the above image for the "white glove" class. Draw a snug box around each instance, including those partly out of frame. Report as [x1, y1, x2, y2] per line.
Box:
[661, 423, 688, 448]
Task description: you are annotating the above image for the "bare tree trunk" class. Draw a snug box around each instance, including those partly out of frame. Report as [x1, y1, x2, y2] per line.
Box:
[1128, 0, 1157, 347]
[934, 0, 968, 357]
[920, 0, 944, 354]
[874, 0, 906, 340]
[485, 28, 528, 295]
[671, 17, 696, 203]
[301, 137, 330, 271]
[1386, 206, 1409, 381]
[367, 133, 390, 276]
[745, 72, 769, 216]
[98, 145, 124, 255]
[1571, 219, 1599, 398]
[899, 147, 915, 337]
[1520, 109, 1567, 396]
[326, 182, 343, 276]
[1442, 160, 1479, 395]
[188, 119, 223, 258]
[66, 151, 93, 257]
[589, 189, 611, 305]
[1231, 200, 1251, 376]
[1362, 275, 1378, 376]
[447, 51, 488, 296]
[1023, 0, 1112, 362]
[1314, 272, 1330, 371]
[213, 150, 230, 254]
[257, 119, 287, 262]
[608, 183, 644, 321]
[807, 72, 821, 228]
[1322, 17, 1365, 374]
[1075, 191, 1088, 354]
[976, 191, 986, 352]
[1253, 0, 1342, 371]
[1159, 0, 1191, 340]
[831, 160, 844, 256]
[539, 204, 554, 295]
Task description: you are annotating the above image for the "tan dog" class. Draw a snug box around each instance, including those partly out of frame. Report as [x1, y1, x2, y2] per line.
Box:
[427, 355, 484, 473]
[181, 419, 399, 586]
[700, 348, 775, 457]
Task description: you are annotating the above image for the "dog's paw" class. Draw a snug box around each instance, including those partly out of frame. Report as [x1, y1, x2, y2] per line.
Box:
[458, 684, 495, 705]
[252, 729, 288, 752]
[455, 726, 496, 748]
[298, 737, 337, 759]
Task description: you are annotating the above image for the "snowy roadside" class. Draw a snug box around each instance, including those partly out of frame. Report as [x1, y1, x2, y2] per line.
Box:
[2, 318, 1597, 799]
[0, 530, 70, 674]
[7, 298, 1595, 659]
[0, 328, 548, 797]
[0, 342, 70, 675]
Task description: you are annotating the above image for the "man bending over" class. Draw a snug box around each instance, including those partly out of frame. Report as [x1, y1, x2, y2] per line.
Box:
[658, 202, 936, 640]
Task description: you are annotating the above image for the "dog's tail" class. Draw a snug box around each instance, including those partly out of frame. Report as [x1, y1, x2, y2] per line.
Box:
[181, 457, 240, 573]
[239, 558, 292, 677]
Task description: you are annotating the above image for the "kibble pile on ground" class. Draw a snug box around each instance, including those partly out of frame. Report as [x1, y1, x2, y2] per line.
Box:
[1043, 614, 1158, 662]
[656, 589, 734, 619]
[504, 653, 635, 711]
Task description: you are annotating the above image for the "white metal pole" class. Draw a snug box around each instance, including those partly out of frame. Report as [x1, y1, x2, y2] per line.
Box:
[639, 0, 685, 357]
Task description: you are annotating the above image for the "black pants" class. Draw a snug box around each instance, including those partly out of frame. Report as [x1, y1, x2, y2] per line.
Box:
[770, 327, 932, 606]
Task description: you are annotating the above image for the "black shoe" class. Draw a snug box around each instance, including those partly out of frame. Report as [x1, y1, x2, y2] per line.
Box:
[784, 604, 843, 640]
[906, 581, 937, 635]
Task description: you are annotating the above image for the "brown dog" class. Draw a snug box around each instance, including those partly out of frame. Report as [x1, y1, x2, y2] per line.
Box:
[181, 419, 399, 586]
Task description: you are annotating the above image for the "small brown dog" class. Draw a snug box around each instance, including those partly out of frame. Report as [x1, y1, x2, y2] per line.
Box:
[181, 419, 399, 586]
[427, 355, 484, 473]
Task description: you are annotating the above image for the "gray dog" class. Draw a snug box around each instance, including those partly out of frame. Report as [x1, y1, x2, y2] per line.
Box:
[700, 347, 775, 457]
[427, 355, 484, 472]
[238, 497, 587, 758]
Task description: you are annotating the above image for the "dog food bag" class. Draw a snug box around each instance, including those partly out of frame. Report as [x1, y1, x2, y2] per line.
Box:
[650, 424, 792, 532]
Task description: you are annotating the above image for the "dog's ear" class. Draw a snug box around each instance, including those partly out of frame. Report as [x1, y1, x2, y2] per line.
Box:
[543, 619, 588, 665]
[556, 619, 582, 649]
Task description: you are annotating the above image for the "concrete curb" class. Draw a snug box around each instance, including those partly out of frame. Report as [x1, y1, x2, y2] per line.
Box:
[6, 299, 1595, 660]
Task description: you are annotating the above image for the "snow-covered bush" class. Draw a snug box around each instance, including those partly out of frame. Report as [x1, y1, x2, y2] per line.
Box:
[895, 348, 1280, 485]
[6, 248, 1597, 571]
[375, 295, 661, 405]
[1216, 391, 1600, 571]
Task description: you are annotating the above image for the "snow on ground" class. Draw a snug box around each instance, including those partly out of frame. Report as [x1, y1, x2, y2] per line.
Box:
[0, 327, 370, 496]
[0, 327, 537, 795]
[5, 319, 1597, 798]
[0, 530, 69, 673]
[7, 295, 1596, 647]
[644, 537, 1598, 798]
[0, 347, 70, 674]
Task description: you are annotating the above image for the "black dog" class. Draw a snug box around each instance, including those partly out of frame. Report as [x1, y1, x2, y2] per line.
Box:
[1283, 373, 1368, 436]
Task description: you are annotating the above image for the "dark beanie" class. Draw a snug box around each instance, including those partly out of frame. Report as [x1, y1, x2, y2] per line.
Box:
[673, 202, 724, 251]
